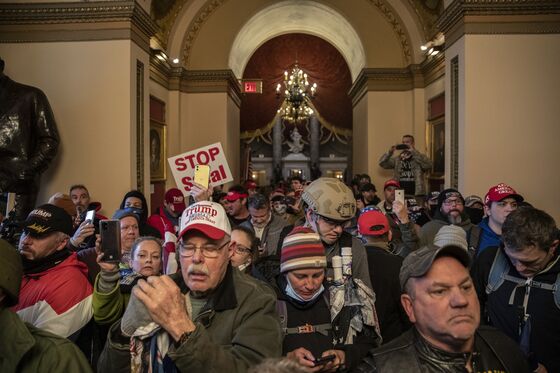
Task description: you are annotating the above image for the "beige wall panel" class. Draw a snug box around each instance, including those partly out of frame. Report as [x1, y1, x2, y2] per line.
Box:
[354, 91, 417, 191]
[353, 96, 369, 176]
[179, 92, 240, 185]
[0, 40, 138, 216]
[460, 34, 560, 222]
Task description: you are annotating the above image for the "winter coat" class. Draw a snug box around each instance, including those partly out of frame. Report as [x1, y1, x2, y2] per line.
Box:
[378, 149, 432, 196]
[0, 307, 93, 373]
[13, 253, 93, 339]
[147, 206, 179, 267]
[98, 265, 282, 372]
[353, 327, 530, 373]
[240, 213, 288, 256]
[477, 217, 501, 255]
[472, 246, 560, 372]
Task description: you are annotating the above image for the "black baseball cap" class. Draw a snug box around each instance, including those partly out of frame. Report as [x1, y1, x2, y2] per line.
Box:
[399, 244, 470, 291]
[23, 204, 73, 237]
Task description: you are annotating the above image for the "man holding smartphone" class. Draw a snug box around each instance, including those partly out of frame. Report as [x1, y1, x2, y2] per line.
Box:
[378, 135, 432, 196]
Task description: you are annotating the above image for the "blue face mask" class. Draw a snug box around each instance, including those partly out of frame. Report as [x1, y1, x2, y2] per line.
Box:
[285, 275, 324, 303]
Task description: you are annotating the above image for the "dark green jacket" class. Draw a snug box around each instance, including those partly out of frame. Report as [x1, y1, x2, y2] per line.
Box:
[0, 307, 93, 373]
[99, 265, 282, 372]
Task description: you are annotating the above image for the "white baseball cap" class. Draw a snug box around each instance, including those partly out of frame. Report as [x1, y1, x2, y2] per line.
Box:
[178, 201, 231, 240]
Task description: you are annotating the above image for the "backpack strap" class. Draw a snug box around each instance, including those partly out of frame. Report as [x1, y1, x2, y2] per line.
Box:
[467, 225, 482, 256]
[486, 249, 510, 295]
[276, 299, 288, 335]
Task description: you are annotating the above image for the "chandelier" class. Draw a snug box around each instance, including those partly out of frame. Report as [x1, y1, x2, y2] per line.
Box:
[276, 64, 317, 123]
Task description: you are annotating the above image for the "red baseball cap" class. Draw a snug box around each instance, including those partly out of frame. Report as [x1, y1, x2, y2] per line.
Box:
[178, 201, 231, 240]
[165, 188, 186, 214]
[225, 191, 248, 202]
[244, 180, 257, 190]
[358, 209, 390, 237]
[484, 183, 524, 205]
[384, 179, 401, 190]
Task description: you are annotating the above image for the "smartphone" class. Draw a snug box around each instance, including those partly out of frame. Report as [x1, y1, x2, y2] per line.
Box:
[194, 164, 210, 189]
[396, 144, 409, 150]
[99, 220, 121, 263]
[395, 189, 405, 205]
[314, 355, 336, 366]
[85, 210, 95, 224]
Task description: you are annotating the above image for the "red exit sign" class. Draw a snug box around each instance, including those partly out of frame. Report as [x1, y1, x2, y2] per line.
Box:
[240, 80, 262, 94]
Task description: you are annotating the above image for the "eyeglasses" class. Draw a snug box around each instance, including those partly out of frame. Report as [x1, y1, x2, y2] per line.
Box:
[443, 198, 463, 206]
[179, 240, 230, 258]
[234, 245, 252, 255]
[316, 214, 350, 229]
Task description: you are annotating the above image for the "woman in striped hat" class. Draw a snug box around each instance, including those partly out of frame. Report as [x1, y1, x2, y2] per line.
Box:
[277, 226, 377, 372]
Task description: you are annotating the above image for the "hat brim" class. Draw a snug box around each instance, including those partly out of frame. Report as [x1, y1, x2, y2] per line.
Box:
[172, 202, 186, 213]
[499, 193, 524, 203]
[178, 223, 226, 241]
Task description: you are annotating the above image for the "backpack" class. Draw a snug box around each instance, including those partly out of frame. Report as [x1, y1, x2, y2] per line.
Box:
[485, 248, 560, 310]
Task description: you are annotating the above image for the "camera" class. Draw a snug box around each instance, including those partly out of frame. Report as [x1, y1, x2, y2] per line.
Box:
[395, 144, 409, 150]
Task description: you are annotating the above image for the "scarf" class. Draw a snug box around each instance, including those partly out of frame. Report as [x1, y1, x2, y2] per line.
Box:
[21, 248, 71, 275]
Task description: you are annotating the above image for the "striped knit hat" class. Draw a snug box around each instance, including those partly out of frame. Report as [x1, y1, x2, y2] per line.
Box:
[280, 226, 326, 273]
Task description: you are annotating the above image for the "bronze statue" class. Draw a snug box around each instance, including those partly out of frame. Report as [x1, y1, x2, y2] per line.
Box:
[0, 58, 59, 223]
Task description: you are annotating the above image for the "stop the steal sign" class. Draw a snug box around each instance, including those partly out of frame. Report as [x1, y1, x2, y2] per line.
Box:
[168, 142, 233, 193]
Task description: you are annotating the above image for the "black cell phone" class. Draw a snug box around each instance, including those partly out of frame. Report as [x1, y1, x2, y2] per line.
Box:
[396, 144, 409, 150]
[314, 354, 336, 366]
[99, 220, 121, 263]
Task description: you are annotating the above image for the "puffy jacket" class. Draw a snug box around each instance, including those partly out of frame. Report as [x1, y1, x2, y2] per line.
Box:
[0, 307, 93, 373]
[378, 149, 432, 196]
[240, 213, 288, 256]
[98, 265, 282, 372]
[353, 327, 530, 373]
[13, 253, 93, 339]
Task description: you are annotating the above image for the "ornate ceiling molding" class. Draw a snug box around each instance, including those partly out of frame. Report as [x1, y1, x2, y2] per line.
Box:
[365, 0, 413, 65]
[438, 0, 560, 46]
[0, 1, 156, 49]
[181, 0, 227, 67]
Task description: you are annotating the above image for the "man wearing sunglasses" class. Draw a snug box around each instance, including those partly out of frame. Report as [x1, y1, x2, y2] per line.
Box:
[99, 201, 282, 372]
[301, 177, 373, 290]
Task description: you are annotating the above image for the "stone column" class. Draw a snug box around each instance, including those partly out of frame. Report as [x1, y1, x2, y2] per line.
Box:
[310, 115, 320, 171]
[272, 116, 283, 182]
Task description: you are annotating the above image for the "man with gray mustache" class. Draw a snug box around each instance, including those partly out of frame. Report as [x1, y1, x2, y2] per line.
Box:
[98, 201, 282, 372]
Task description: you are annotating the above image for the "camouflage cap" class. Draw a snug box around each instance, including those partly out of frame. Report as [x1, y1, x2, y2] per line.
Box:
[301, 177, 356, 221]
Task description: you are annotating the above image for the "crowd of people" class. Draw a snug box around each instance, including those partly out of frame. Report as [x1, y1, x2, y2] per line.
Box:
[1, 142, 558, 372]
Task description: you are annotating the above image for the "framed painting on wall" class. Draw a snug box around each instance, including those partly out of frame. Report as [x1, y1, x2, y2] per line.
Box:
[429, 118, 445, 176]
[150, 120, 166, 182]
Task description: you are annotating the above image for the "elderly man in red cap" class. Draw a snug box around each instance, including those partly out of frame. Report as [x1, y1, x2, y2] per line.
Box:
[99, 201, 282, 372]
[148, 188, 187, 271]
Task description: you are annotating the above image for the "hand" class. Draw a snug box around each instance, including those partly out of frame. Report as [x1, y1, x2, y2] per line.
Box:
[317, 350, 345, 372]
[190, 182, 212, 202]
[390, 145, 397, 153]
[95, 234, 118, 272]
[132, 275, 195, 341]
[534, 363, 548, 373]
[287, 347, 319, 371]
[71, 220, 95, 247]
[392, 200, 409, 224]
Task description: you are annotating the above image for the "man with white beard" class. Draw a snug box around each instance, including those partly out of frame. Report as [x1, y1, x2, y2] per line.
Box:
[98, 201, 281, 372]
[419, 189, 481, 253]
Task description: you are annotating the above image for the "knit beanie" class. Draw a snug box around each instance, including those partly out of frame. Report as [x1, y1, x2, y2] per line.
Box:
[434, 225, 468, 252]
[437, 188, 465, 210]
[280, 226, 326, 273]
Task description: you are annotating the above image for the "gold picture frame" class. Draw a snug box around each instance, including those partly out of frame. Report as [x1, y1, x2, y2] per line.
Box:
[150, 120, 166, 181]
[428, 117, 445, 176]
